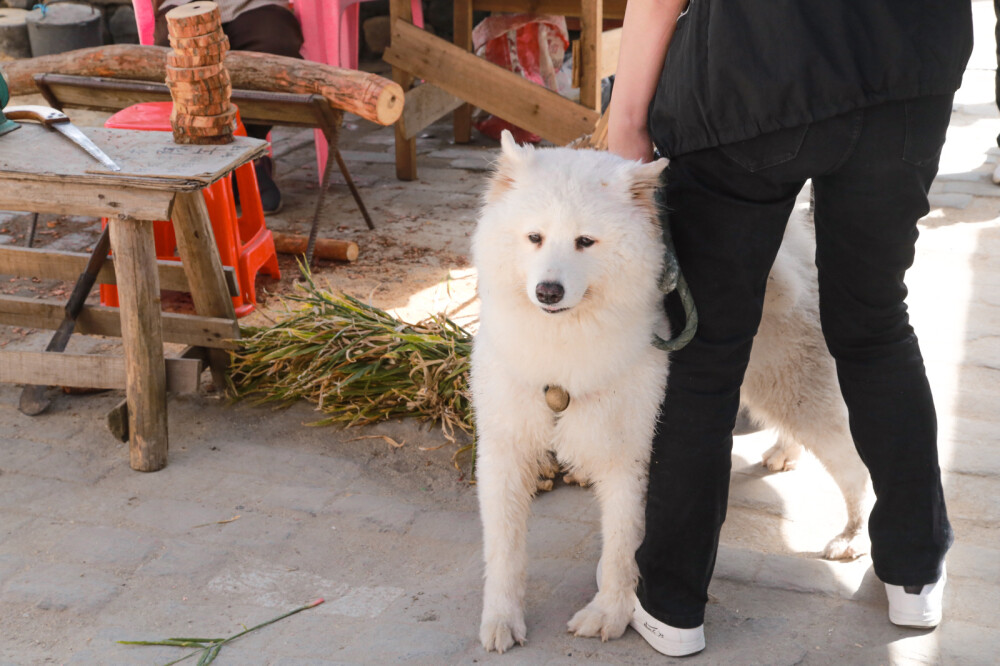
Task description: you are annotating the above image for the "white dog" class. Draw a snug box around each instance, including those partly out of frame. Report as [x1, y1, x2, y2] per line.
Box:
[471, 131, 870, 653]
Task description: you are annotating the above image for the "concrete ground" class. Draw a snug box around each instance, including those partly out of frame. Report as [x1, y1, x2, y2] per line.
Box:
[3, 3, 1000, 664]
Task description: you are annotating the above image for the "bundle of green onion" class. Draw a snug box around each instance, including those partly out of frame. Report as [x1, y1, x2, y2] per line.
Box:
[226, 272, 474, 447]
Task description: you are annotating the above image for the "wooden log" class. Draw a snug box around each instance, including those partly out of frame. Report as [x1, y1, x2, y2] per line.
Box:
[168, 51, 223, 68]
[171, 105, 237, 128]
[166, 70, 230, 94]
[173, 98, 230, 116]
[1, 44, 404, 126]
[164, 62, 225, 82]
[164, 1, 221, 37]
[168, 34, 229, 53]
[107, 216, 169, 472]
[172, 131, 233, 145]
[271, 231, 359, 262]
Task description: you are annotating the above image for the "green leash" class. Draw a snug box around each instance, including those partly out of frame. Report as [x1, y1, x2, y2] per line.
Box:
[651, 191, 698, 352]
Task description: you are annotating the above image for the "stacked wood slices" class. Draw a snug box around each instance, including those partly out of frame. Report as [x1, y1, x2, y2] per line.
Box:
[165, 2, 234, 144]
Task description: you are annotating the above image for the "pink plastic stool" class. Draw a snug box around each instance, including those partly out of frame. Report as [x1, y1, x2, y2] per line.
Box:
[100, 102, 280, 318]
[292, 0, 423, 176]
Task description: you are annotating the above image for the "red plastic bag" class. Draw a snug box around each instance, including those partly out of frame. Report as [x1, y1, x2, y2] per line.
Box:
[472, 14, 570, 143]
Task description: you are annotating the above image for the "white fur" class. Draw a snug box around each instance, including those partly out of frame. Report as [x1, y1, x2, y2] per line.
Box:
[472, 132, 869, 653]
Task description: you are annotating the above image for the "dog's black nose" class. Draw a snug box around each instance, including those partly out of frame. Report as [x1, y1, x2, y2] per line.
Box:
[536, 282, 564, 305]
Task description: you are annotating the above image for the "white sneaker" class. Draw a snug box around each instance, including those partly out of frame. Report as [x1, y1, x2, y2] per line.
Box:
[885, 565, 946, 629]
[595, 559, 705, 657]
[630, 596, 706, 657]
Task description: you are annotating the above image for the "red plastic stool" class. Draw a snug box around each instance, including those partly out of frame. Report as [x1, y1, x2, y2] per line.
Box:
[100, 102, 280, 317]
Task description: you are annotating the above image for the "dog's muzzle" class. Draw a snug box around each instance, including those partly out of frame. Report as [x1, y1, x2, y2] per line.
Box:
[535, 282, 566, 312]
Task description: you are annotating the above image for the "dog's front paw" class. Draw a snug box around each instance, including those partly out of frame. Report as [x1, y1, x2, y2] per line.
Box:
[822, 533, 868, 561]
[480, 613, 527, 653]
[762, 440, 801, 472]
[567, 593, 631, 642]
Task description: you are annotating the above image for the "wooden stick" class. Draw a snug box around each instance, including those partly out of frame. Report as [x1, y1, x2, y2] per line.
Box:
[1, 44, 404, 126]
[271, 231, 359, 262]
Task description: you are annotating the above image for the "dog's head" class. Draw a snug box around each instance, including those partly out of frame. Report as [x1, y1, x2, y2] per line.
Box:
[474, 130, 668, 318]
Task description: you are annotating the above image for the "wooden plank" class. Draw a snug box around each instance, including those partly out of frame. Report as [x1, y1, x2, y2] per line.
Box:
[0, 124, 267, 192]
[107, 216, 168, 471]
[472, 0, 627, 19]
[0, 246, 239, 297]
[0, 351, 201, 394]
[40, 78, 172, 112]
[579, 0, 603, 111]
[389, 0, 418, 180]
[401, 83, 464, 140]
[0, 296, 240, 349]
[453, 0, 474, 144]
[600, 28, 622, 80]
[39, 75, 341, 131]
[384, 20, 600, 146]
[171, 191, 238, 387]
[0, 177, 174, 220]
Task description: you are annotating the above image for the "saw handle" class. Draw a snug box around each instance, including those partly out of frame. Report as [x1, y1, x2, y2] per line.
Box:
[3, 105, 69, 126]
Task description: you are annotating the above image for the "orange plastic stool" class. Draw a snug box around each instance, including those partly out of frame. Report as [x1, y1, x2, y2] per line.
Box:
[100, 102, 280, 317]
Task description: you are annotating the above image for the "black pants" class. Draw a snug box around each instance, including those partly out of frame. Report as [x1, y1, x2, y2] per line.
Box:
[154, 5, 305, 140]
[637, 96, 955, 629]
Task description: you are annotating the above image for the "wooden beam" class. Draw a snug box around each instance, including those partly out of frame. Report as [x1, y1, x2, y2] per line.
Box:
[0, 351, 202, 394]
[600, 28, 622, 80]
[0, 178, 174, 220]
[579, 0, 603, 111]
[389, 0, 418, 180]
[107, 216, 168, 471]
[472, 0, 626, 19]
[171, 191, 238, 387]
[384, 20, 600, 146]
[0, 245, 239, 297]
[0, 296, 240, 349]
[401, 83, 465, 140]
[453, 0, 473, 144]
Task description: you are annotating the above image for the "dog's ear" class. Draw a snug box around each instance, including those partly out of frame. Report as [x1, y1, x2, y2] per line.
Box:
[629, 158, 669, 206]
[485, 130, 535, 202]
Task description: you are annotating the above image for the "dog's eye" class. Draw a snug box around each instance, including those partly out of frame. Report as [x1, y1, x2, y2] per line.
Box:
[575, 236, 596, 250]
[528, 233, 543, 245]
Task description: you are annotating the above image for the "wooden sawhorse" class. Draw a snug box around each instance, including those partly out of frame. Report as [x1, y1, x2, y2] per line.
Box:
[0, 123, 267, 472]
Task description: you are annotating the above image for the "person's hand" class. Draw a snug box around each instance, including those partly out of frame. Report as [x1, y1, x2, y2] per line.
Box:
[608, 114, 655, 163]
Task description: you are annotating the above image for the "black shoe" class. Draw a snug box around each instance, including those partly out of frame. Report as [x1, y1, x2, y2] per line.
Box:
[255, 156, 282, 214]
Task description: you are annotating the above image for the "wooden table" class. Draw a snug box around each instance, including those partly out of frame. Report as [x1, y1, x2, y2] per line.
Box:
[383, 0, 625, 179]
[0, 123, 267, 472]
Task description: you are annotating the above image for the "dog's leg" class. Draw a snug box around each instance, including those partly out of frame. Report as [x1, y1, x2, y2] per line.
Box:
[566, 460, 647, 640]
[816, 441, 870, 561]
[806, 429, 871, 560]
[477, 433, 543, 653]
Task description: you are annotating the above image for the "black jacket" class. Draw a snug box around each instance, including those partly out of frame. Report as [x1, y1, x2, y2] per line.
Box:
[649, 0, 974, 157]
